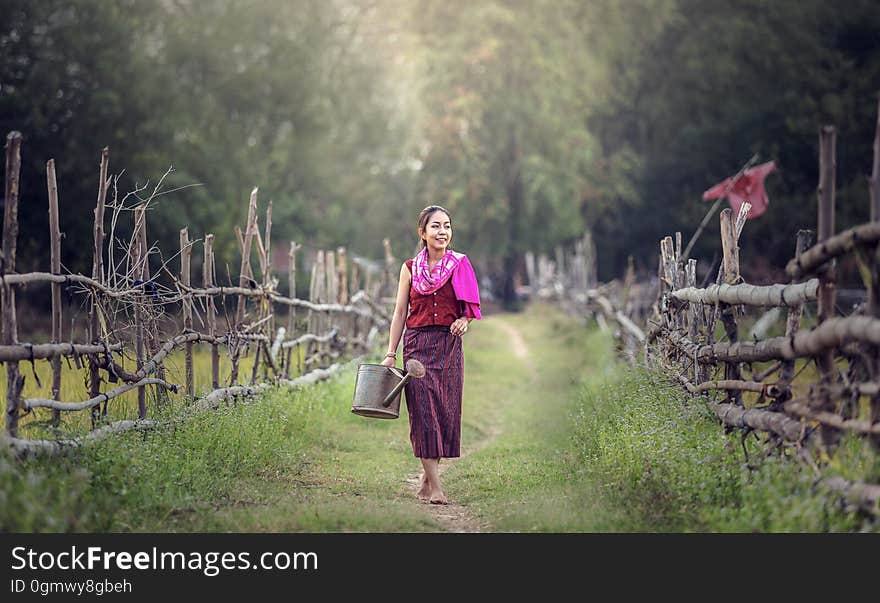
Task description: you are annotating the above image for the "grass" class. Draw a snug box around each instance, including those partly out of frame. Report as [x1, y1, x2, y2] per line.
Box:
[573, 367, 879, 531]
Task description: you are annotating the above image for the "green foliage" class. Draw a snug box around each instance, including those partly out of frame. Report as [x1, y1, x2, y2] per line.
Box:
[408, 0, 598, 302]
[0, 0, 413, 282]
[582, 0, 880, 281]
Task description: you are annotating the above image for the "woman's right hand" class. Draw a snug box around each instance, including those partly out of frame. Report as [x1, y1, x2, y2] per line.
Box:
[380, 356, 396, 368]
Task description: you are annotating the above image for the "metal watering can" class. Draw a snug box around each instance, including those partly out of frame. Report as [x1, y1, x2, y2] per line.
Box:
[351, 359, 426, 419]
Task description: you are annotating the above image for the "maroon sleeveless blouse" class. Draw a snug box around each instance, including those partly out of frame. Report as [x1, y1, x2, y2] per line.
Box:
[405, 259, 461, 328]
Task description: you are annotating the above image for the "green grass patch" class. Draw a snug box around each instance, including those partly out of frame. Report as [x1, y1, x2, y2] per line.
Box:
[572, 366, 878, 532]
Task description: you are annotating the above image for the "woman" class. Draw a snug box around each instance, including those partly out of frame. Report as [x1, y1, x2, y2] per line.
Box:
[380, 205, 481, 505]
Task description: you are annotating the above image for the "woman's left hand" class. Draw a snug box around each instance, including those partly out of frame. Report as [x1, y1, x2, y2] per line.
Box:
[450, 317, 469, 337]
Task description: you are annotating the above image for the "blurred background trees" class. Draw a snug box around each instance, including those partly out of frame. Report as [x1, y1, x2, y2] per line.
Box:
[2, 0, 879, 306]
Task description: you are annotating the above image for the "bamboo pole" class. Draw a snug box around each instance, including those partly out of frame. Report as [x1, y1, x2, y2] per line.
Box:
[685, 259, 698, 344]
[89, 147, 109, 426]
[24, 378, 176, 412]
[3, 132, 23, 437]
[306, 251, 322, 371]
[350, 258, 361, 294]
[349, 257, 362, 348]
[868, 93, 880, 209]
[136, 204, 166, 403]
[326, 250, 338, 309]
[8, 419, 157, 458]
[249, 209, 268, 381]
[719, 209, 739, 285]
[285, 241, 299, 378]
[204, 234, 219, 390]
[47, 159, 62, 427]
[0, 342, 124, 362]
[718, 208, 742, 404]
[234, 225, 255, 282]
[231, 188, 258, 384]
[0, 272, 152, 296]
[872, 96, 880, 434]
[781, 231, 814, 386]
[383, 238, 394, 300]
[660, 236, 678, 337]
[672, 279, 819, 307]
[337, 246, 350, 354]
[816, 126, 837, 407]
[664, 315, 880, 364]
[180, 227, 193, 396]
[133, 205, 147, 419]
[263, 201, 274, 375]
[320, 251, 333, 366]
[337, 246, 348, 305]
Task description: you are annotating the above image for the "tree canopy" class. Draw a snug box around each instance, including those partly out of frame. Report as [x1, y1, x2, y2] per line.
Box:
[2, 0, 879, 303]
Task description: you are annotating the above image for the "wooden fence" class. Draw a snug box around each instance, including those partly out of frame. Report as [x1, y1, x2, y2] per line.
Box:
[528, 104, 880, 516]
[1, 132, 393, 457]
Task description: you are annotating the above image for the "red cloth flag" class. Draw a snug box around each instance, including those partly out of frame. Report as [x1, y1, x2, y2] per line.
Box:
[702, 160, 777, 218]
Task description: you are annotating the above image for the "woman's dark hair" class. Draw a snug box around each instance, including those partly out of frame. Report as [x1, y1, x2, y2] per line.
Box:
[417, 205, 452, 250]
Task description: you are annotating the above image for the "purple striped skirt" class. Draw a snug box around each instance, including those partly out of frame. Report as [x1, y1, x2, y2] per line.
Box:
[403, 325, 463, 458]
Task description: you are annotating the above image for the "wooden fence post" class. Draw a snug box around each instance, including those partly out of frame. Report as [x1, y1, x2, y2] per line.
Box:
[231, 188, 258, 384]
[337, 246, 349, 306]
[204, 234, 219, 390]
[47, 158, 63, 427]
[180, 227, 193, 396]
[263, 200, 274, 348]
[325, 250, 338, 365]
[133, 205, 147, 418]
[383, 238, 395, 301]
[308, 251, 324, 366]
[135, 205, 164, 402]
[869, 99, 880, 434]
[719, 208, 743, 404]
[555, 245, 566, 291]
[350, 256, 362, 351]
[337, 246, 350, 353]
[781, 230, 814, 387]
[285, 241, 299, 378]
[3, 132, 23, 437]
[685, 258, 706, 385]
[870, 94, 880, 223]
[89, 147, 109, 426]
[817, 126, 837, 395]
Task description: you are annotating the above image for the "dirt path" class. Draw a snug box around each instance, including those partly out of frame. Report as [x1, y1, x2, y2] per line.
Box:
[496, 319, 530, 361]
[406, 317, 530, 532]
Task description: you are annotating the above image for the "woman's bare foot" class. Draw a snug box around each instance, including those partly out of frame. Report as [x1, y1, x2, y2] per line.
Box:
[428, 489, 448, 505]
[417, 473, 431, 501]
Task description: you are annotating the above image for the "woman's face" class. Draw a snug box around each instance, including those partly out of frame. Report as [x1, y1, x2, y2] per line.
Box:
[420, 210, 452, 252]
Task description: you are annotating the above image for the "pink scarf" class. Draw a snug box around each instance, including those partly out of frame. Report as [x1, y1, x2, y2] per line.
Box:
[411, 248, 482, 319]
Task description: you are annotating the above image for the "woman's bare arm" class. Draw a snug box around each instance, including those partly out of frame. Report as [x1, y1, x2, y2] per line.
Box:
[381, 262, 411, 367]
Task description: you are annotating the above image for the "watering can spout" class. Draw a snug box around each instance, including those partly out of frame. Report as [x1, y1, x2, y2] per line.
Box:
[382, 359, 426, 407]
